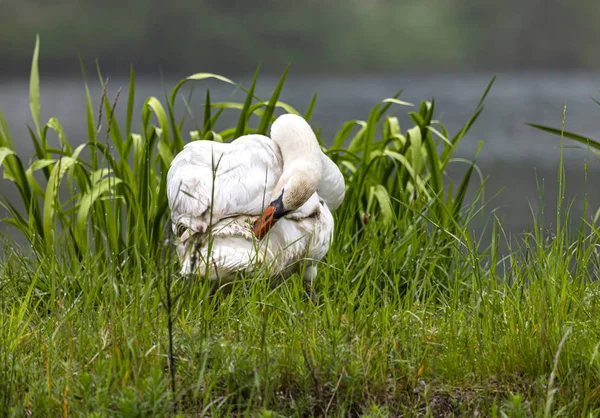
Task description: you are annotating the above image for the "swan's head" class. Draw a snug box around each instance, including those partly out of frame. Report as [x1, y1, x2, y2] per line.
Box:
[252, 167, 321, 239]
[253, 114, 322, 239]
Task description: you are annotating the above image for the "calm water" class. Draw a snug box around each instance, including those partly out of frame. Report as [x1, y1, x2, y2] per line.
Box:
[1, 72, 600, 245]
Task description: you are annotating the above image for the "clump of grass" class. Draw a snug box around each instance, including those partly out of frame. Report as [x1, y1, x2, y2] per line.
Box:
[2, 37, 600, 416]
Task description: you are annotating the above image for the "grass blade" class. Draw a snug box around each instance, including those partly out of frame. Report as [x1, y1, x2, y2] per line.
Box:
[29, 35, 41, 135]
[257, 65, 289, 135]
[126, 65, 135, 139]
[477, 75, 496, 109]
[203, 89, 212, 134]
[0, 148, 15, 168]
[235, 64, 261, 138]
[525, 123, 600, 151]
[304, 93, 318, 122]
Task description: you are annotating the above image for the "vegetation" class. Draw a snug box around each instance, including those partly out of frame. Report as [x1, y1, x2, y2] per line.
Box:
[2, 0, 600, 75]
[2, 38, 600, 416]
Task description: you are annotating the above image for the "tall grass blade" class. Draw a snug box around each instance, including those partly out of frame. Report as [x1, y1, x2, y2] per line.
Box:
[168, 73, 236, 152]
[453, 162, 476, 220]
[525, 123, 600, 151]
[0, 148, 15, 167]
[0, 109, 15, 150]
[371, 185, 393, 224]
[425, 141, 442, 199]
[440, 77, 495, 170]
[203, 90, 212, 134]
[75, 176, 123, 253]
[257, 65, 289, 135]
[126, 65, 135, 139]
[145, 97, 171, 145]
[27, 126, 49, 179]
[477, 75, 496, 108]
[304, 93, 318, 122]
[376, 89, 404, 120]
[79, 62, 99, 171]
[382, 98, 413, 107]
[235, 65, 261, 138]
[29, 35, 41, 135]
[42, 145, 85, 251]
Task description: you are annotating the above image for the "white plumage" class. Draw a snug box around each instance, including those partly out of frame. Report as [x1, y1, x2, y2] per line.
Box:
[166, 113, 345, 283]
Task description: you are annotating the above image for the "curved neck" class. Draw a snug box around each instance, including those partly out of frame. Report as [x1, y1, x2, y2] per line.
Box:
[271, 114, 322, 171]
[270, 114, 322, 212]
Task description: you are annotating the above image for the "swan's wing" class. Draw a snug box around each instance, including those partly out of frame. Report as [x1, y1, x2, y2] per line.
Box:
[269, 199, 334, 271]
[317, 152, 345, 211]
[308, 201, 334, 262]
[167, 135, 282, 234]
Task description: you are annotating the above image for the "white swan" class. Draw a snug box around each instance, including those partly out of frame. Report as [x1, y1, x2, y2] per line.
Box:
[166, 114, 345, 283]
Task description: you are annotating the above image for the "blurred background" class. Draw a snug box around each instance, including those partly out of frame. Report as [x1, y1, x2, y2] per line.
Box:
[2, 0, 600, 75]
[1, 0, 600, 244]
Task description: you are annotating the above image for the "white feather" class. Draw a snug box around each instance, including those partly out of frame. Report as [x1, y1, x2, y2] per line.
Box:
[167, 134, 282, 235]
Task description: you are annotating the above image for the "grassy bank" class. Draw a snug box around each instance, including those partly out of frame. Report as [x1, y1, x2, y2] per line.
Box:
[2, 39, 600, 417]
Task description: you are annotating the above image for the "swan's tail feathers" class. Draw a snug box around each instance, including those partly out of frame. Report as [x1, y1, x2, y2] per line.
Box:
[167, 163, 215, 237]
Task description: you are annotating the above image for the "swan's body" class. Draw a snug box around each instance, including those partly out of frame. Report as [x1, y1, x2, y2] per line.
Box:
[166, 114, 344, 281]
[176, 201, 333, 281]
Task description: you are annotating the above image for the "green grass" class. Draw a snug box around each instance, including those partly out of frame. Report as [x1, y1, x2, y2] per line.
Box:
[2, 38, 600, 417]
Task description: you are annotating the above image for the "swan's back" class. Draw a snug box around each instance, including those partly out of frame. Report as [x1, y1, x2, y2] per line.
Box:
[167, 134, 283, 236]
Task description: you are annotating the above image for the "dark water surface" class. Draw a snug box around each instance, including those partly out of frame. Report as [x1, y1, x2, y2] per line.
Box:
[1, 72, 600, 247]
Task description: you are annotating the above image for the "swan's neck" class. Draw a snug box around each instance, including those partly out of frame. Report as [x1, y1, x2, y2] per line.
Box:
[270, 114, 322, 212]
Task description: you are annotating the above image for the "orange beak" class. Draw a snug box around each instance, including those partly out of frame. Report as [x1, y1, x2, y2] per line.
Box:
[253, 205, 277, 240]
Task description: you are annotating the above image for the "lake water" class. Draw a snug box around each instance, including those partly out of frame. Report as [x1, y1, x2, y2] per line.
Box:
[1, 72, 600, 247]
